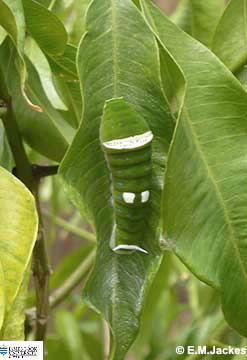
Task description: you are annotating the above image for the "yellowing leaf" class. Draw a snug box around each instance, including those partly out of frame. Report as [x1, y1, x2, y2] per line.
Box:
[0, 167, 38, 338]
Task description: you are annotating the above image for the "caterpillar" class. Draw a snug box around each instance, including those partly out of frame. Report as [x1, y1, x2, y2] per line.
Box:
[100, 97, 153, 254]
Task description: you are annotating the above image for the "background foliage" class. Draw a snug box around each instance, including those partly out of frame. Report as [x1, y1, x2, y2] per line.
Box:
[0, 0, 247, 359]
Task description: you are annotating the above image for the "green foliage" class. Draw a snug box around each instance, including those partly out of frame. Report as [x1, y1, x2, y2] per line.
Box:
[170, 0, 225, 47]
[59, 0, 174, 357]
[0, 38, 73, 161]
[142, 0, 247, 338]
[212, 0, 247, 72]
[22, 0, 67, 55]
[1, 0, 247, 359]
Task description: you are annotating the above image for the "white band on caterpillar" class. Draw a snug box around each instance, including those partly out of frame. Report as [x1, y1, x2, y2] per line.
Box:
[123, 192, 135, 203]
[110, 224, 148, 254]
[103, 131, 153, 150]
[112, 244, 148, 254]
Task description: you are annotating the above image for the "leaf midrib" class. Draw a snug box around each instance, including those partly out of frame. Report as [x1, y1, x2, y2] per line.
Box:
[243, 0, 247, 64]
[110, 0, 120, 338]
[111, 0, 118, 97]
[184, 106, 247, 284]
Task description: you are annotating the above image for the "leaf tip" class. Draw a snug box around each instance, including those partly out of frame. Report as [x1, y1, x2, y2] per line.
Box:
[21, 87, 43, 113]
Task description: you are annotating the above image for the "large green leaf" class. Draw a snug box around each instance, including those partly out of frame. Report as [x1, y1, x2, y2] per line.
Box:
[0, 166, 38, 338]
[0, 38, 73, 162]
[212, 0, 247, 72]
[23, 0, 67, 55]
[59, 0, 174, 358]
[170, 0, 225, 47]
[141, 0, 247, 338]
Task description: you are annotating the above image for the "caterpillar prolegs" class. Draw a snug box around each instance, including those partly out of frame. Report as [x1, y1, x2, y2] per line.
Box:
[100, 98, 153, 254]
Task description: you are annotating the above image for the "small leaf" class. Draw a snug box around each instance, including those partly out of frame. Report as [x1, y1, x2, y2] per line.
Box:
[0, 0, 41, 112]
[49, 44, 82, 128]
[159, 46, 185, 116]
[0, 38, 73, 162]
[0, 167, 38, 338]
[212, 0, 247, 72]
[0, 0, 25, 53]
[141, 0, 247, 338]
[170, 0, 192, 34]
[25, 37, 68, 111]
[189, 0, 225, 47]
[171, 0, 225, 47]
[48, 44, 78, 80]
[23, 0, 68, 55]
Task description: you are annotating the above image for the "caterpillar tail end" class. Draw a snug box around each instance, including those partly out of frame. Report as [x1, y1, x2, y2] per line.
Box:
[110, 225, 148, 254]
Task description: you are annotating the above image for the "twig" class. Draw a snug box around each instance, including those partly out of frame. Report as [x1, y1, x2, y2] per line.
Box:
[32, 184, 51, 340]
[13, 164, 59, 181]
[0, 97, 50, 341]
[32, 164, 59, 180]
[43, 211, 96, 242]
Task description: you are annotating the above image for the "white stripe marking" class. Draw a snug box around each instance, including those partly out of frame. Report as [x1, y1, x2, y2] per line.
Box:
[110, 225, 148, 254]
[103, 131, 153, 150]
[123, 192, 135, 203]
[112, 244, 148, 254]
[141, 190, 150, 203]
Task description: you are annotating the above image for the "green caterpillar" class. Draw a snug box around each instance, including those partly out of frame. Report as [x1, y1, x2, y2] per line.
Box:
[100, 98, 153, 254]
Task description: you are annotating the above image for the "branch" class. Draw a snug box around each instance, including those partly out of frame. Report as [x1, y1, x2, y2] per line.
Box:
[32, 185, 51, 340]
[32, 164, 59, 180]
[0, 97, 50, 341]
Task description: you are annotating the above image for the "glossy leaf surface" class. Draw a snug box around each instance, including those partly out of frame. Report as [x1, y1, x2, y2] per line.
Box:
[141, 0, 247, 338]
[60, 0, 174, 357]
